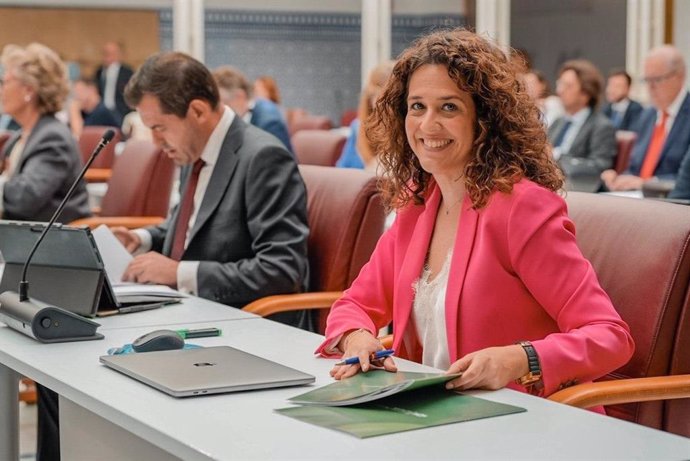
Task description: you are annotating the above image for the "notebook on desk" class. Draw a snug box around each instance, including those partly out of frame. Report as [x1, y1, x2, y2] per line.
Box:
[100, 346, 316, 397]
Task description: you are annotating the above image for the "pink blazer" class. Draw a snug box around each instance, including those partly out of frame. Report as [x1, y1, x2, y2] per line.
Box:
[316, 180, 634, 397]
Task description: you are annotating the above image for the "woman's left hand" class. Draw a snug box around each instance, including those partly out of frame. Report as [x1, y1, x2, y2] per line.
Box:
[444, 345, 529, 391]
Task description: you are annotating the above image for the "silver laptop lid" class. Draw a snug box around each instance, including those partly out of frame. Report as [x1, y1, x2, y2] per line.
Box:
[100, 346, 315, 397]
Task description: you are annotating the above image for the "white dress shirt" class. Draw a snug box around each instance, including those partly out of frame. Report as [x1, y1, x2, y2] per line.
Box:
[412, 253, 452, 370]
[103, 63, 120, 110]
[134, 107, 236, 294]
[611, 98, 631, 127]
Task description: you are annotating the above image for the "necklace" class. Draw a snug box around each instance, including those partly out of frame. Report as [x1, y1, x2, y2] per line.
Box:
[443, 197, 463, 215]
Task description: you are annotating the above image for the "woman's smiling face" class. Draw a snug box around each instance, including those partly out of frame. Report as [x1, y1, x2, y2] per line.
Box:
[405, 64, 477, 180]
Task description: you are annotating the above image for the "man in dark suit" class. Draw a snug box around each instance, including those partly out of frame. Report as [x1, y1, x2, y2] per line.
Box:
[112, 52, 309, 318]
[94, 41, 134, 124]
[212, 66, 293, 153]
[72, 77, 120, 129]
[602, 69, 644, 131]
[548, 59, 616, 192]
[602, 46, 689, 191]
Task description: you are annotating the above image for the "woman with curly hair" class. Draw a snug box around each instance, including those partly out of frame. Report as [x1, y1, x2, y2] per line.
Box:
[316, 29, 634, 400]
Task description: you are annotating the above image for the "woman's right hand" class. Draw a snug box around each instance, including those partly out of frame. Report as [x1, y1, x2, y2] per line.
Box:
[329, 329, 397, 380]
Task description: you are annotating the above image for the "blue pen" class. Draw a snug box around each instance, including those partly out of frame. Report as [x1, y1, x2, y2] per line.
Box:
[335, 349, 395, 366]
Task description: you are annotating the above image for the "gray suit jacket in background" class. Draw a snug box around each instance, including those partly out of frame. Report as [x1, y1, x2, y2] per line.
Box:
[147, 116, 309, 308]
[548, 111, 616, 192]
[1, 115, 91, 223]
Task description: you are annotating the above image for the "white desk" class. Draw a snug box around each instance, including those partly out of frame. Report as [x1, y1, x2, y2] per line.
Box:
[1, 315, 689, 460]
[95, 295, 257, 330]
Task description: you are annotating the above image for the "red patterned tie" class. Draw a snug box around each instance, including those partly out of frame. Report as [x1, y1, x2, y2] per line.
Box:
[170, 159, 205, 260]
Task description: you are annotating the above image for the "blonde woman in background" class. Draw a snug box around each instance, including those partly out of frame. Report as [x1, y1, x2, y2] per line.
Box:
[0, 43, 90, 222]
[337, 60, 395, 170]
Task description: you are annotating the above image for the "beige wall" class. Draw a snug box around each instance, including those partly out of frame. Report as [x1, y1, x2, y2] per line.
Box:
[0, 7, 159, 78]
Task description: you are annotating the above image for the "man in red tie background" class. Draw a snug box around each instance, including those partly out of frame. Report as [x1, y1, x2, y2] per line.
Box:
[601, 45, 690, 192]
[112, 52, 309, 322]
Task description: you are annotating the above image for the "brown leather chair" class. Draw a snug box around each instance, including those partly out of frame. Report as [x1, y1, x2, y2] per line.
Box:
[243, 165, 386, 333]
[79, 125, 122, 170]
[291, 130, 347, 166]
[549, 192, 690, 437]
[72, 139, 175, 229]
[340, 109, 358, 128]
[667, 291, 690, 437]
[288, 113, 333, 136]
[614, 130, 637, 173]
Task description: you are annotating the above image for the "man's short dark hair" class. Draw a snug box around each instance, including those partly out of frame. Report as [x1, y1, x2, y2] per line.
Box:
[558, 59, 604, 108]
[124, 52, 220, 117]
[608, 68, 632, 87]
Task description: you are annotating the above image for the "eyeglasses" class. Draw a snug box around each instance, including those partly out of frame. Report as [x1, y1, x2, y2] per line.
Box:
[642, 70, 678, 86]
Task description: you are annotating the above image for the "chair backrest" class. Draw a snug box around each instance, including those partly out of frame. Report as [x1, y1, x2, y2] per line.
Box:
[668, 292, 690, 437]
[99, 140, 175, 217]
[565, 192, 690, 432]
[614, 130, 637, 173]
[340, 109, 358, 128]
[289, 113, 333, 136]
[299, 165, 386, 330]
[292, 130, 347, 166]
[79, 126, 122, 169]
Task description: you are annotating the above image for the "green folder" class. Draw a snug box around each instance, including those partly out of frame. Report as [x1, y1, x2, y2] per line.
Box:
[277, 371, 526, 438]
[288, 370, 461, 406]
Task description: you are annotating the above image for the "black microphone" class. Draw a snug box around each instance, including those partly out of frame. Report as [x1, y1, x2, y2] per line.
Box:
[0, 129, 115, 342]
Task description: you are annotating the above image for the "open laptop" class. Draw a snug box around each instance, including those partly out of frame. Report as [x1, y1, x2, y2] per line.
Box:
[99, 346, 316, 397]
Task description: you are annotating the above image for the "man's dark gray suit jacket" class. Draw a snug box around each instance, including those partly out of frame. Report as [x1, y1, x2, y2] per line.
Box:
[2, 115, 91, 223]
[548, 111, 616, 192]
[146, 116, 309, 308]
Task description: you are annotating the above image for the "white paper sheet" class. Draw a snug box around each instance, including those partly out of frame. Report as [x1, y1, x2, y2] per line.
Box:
[91, 224, 133, 284]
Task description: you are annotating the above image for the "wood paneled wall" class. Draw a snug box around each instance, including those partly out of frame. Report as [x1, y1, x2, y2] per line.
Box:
[0, 7, 159, 78]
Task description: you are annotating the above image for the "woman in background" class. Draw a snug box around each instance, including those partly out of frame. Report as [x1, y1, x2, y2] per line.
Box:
[253, 75, 282, 105]
[336, 60, 395, 170]
[0, 43, 90, 223]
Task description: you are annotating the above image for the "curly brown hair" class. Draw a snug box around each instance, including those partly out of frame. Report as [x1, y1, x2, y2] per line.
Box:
[367, 29, 564, 209]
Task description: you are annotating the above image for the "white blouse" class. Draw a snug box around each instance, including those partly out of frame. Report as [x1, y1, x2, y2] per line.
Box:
[412, 253, 452, 370]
